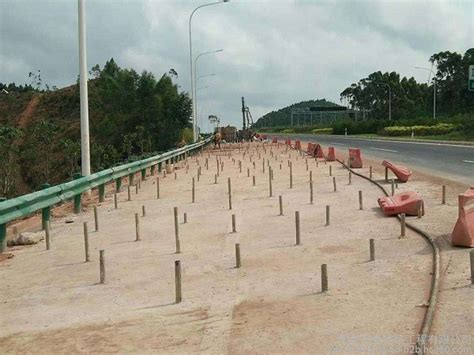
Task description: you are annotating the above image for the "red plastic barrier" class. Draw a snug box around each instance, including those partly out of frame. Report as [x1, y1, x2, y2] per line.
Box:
[451, 186, 474, 247]
[285, 138, 291, 146]
[382, 160, 412, 183]
[272, 137, 277, 144]
[348, 148, 363, 168]
[378, 191, 424, 216]
[315, 144, 324, 158]
[295, 140, 301, 150]
[306, 143, 314, 155]
[326, 147, 336, 161]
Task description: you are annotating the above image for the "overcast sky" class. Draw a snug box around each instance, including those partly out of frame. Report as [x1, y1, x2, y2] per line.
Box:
[1, 0, 472, 132]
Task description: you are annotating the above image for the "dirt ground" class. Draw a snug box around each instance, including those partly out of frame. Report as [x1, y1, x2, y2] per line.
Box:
[0, 141, 472, 354]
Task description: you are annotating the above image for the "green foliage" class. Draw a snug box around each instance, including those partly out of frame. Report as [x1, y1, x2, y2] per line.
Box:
[91, 143, 119, 171]
[281, 128, 296, 133]
[312, 128, 333, 135]
[382, 123, 458, 136]
[181, 128, 193, 144]
[60, 138, 81, 178]
[255, 99, 339, 127]
[21, 120, 60, 189]
[0, 126, 22, 198]
[91, 59, 192, 158]
[340, 49, 474, 120]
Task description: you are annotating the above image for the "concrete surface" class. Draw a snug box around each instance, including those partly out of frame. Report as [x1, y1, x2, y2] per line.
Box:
[0, 142, 472, 353]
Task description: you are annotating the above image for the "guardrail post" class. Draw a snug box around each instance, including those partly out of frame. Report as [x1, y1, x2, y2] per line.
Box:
[129, 173, 134, 186]
[150, 165, 155, 176]
[73, 173, 82, 214]
[141, 169, 146, 181]
[0, 222, 6, 253]
[98, 184, 105, 203]
[41, 183, 51, 230]
[158, 162, 162, 173]
[115, 177, 122, 192]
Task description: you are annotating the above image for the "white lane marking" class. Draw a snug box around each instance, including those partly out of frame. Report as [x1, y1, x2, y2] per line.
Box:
[370, 147, 398, 153]
[344, 137, 474, 149]
[330, 142, 346, 146]
[462, 160, 474, 164]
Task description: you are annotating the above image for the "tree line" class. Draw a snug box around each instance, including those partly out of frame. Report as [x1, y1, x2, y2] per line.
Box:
[0, 58, 192, 198]
[255, 48, 473, 128]
[340, 49, 474, 120]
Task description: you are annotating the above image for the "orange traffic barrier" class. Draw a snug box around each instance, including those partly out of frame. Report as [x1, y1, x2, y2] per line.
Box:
[382, 160, 412, 183]
[451, 186, 474, 247]
[306, 143, 314, 155]
[348, 148, 363, 168]
[326, 147, 336, 161]
[378, 191, 424, 216]
[295, 140, 301, 150]
[315, 144, 324, 158]
[272, 136, 277, 144]
[285, 138, 291, 146]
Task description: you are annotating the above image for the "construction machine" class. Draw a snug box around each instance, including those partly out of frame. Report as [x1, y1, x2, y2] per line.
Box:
[238, 96, 255, 141]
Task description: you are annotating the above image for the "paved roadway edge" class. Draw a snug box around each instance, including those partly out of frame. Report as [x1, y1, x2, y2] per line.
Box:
[270, 133, 474, 148]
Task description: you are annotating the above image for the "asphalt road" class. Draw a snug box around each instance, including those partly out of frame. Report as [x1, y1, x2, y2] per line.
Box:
[273, 133, 474, 186]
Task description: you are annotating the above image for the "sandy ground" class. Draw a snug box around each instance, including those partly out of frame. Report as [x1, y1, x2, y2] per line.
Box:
[0, 141, 472, 354]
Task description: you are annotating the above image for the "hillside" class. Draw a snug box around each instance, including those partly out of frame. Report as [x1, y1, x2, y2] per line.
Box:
[0, 59, 192, 198]
[254, 99, 341, 127]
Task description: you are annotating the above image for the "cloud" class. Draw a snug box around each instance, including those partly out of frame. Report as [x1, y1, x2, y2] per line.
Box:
[0, 0, 472, 132]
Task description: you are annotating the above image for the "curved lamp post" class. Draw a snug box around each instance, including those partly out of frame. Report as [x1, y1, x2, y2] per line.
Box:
[188, 0, 229, 142]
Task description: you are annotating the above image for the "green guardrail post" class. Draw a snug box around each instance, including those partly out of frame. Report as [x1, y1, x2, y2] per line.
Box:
[116, 177, 122, 192]
[141, 169, 146, 181]
[73, 173, 82, 214]
[98, 183, 105, 203]
[41, 183, 51, 230]
[129, 173, 134, 186]
[0, 222, 6, 253]
[0, 197, 6, 252]
[150, 165, 155, 176]
[158, 162, 162, 173]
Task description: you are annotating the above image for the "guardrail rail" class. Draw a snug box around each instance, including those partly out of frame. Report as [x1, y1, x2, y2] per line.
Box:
[0, 138, 211, 252]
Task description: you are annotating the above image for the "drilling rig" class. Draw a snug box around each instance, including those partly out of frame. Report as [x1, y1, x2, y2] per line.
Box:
[238, 96, 255, 141]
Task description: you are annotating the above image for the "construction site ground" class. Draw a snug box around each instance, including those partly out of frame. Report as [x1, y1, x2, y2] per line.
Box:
[0, 142, 472, 353]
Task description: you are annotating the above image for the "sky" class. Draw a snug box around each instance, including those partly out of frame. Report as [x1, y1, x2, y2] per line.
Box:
[1, 0, 472, 132]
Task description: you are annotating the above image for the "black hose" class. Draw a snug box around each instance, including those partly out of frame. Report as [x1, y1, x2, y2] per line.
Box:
[336, 159, 440, 355]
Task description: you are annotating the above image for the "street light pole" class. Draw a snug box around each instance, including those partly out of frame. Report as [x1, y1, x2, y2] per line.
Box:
[194, 50, 222, 139]
[78, 0, 90, 178]
[188, 1, 228, 143]
[415, 66, 436, 120]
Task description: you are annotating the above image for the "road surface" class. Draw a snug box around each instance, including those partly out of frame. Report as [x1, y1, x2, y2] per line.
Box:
[273, 133, 474, 186]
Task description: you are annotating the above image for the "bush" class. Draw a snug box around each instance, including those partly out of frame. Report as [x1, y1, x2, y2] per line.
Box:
[181, 128, 193, 144]
[312, 128, 333, 135]
[281, 128, 295, 133]
[330, 119, 389, 135]
[381, 123, 458, 136]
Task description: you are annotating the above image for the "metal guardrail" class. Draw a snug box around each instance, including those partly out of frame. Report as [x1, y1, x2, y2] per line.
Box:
[0, 138, 211, 252]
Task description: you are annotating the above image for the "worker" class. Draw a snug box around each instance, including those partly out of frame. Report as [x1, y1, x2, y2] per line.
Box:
[214, 131, 222, 149]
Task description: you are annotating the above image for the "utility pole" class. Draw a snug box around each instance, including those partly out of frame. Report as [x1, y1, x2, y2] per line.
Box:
[78, 0, 91, 178]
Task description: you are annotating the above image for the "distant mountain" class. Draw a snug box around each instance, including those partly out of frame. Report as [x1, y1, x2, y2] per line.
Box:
[254, 99, 341, 127]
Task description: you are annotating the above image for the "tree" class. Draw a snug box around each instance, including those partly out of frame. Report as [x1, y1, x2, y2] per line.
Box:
[60, 138, 81, 179]
[0, 126, 22, 198]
